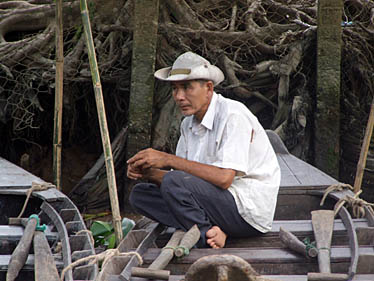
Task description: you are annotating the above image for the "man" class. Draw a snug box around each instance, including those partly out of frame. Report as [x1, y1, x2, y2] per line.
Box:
[127, 51, 280, 248]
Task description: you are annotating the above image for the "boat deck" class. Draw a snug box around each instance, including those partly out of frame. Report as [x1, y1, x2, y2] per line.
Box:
[1, 131, 373, 281]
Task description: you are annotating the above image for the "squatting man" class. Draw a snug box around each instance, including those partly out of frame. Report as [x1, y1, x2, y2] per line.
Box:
[127, 52, 280, 248]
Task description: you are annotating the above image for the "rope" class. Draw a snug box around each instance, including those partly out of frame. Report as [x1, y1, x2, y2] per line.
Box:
[17, 181, 55, 218]
[76, 229, 95, 247]
[320, 183, 353, 206]
[334, 191, 374, 218]
[59, 249, 143, 281]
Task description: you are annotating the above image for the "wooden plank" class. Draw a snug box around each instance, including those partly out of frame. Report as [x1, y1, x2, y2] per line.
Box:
[142, 246, 374, 264]
[279, 154, 338, 187]
[266, 130, 289, 154]
[0, 157, 42, 188]
[0, 225, 58, 241]
[158, 219, 369, 248]
[0, 254, 64, 270]
[128, 275, 374, 281]
[277, 155, 301, 187]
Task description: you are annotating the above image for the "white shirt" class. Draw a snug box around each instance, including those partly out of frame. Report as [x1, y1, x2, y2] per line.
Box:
[175, 92, 281, 232]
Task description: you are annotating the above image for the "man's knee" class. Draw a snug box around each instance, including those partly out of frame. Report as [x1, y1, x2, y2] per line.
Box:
[129, 183, 148, 210]
[161, 170, 189, 193]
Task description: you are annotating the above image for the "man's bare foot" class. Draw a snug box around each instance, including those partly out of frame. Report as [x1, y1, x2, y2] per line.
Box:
[206, 226, 227, 249]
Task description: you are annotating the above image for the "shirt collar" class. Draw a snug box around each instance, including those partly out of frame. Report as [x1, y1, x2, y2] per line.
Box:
[188, 92, 217, 131]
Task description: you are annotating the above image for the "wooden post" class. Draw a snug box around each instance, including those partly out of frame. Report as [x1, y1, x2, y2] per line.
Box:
[314, 0, 343, 178]
[353, 97, 374, 193]
[127, 0, 160, 159]
[53, 0, 64, 190]
[80, 0, 122, 245]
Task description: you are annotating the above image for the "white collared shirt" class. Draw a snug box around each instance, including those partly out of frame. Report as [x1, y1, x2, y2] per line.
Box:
[176, 92, 281, 232]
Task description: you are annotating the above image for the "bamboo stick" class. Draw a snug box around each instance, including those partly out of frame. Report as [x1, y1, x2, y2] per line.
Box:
[80, 0, 122, 245]
[354, 96, 374, 193]
[53, 0, 64, 191]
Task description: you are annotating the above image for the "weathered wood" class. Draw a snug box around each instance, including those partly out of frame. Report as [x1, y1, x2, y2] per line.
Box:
[6, 217, 37, 281]
[174, 225, 200, 258]
[149, 230, 184, 269]
[33, 230, 60, 281]
[311, 210, 335, 273]
[141, 246, 374, 275]
[356, 227, 374, 245]
[356, 254, 374, 274]
[40, 201, 73, 281]
[336, 205, 359, 277]
[184, 254, 273, 281]
[279, 227, 317, 258]
[131, 230, 185, 280]
[307, 272, 348, 281]
[119, 223, 165, 281]
[131, 267, 170, 280]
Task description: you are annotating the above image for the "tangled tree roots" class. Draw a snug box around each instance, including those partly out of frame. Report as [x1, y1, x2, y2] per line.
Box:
[0, 0, 373, 207]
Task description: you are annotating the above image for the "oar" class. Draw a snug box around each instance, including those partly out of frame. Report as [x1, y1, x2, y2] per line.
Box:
[279, 227, 318, 258]
[7, 216, 38, 281]
[174, 224, 200, 258]
[131, 229, 185, 280]
[33, 230, 60, 281]
[308, 210, 348, 281]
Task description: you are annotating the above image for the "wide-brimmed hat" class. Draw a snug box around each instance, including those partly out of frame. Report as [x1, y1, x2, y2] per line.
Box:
[154, 52, 224, 86]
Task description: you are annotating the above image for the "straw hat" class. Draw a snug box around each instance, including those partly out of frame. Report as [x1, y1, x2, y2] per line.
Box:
[154, 52, 224, 86]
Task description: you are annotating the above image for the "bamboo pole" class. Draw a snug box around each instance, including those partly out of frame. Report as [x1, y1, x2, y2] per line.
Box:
[354, 97, 374, 193]
[53, 0, 64, 190]
[80, 0, 122, 245]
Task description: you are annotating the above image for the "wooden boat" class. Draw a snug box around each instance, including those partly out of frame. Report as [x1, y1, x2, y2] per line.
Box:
[1, 130, 374, 281]
[97, 131, 374, 281]
[0, 157, 98, 281]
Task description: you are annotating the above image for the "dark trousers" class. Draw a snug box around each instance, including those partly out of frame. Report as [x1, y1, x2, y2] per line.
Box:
[129, 170, 262, 247]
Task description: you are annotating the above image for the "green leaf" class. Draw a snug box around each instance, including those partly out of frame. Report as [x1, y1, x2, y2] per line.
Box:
[106, 233, 116, 249]
[90, 221, 113, 237]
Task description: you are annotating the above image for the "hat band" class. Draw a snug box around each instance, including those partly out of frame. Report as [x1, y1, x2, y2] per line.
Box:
[169, 68, 191, 76]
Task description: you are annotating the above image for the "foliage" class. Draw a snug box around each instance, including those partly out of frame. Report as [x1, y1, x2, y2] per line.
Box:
[90, 217, 135, 249]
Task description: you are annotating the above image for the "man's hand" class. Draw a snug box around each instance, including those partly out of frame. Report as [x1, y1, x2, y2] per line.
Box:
[127, 148, 170, 170]
[126, 163, 145, 180]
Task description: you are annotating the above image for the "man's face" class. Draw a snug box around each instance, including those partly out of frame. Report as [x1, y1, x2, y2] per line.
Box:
[171, 80, 213, 121]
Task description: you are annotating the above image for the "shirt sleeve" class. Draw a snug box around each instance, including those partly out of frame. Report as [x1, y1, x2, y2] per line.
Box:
[211, 113, 252, 174]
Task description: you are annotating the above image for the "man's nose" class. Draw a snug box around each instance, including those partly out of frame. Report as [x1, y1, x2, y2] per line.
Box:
[174, 89, 185, 101]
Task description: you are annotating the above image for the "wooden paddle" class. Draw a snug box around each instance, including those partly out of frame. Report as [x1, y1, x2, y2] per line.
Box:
[7, 217, 38, 281]
[308, 210, 348, 281]
[33, 230, 60, 281]
[131, 225, 200, 280]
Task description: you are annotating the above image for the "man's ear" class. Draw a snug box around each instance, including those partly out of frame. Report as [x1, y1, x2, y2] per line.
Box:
[206, 81, 214, 92]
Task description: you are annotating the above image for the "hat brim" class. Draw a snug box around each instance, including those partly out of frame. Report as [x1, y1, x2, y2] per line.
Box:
[154, 65, 224, 86]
